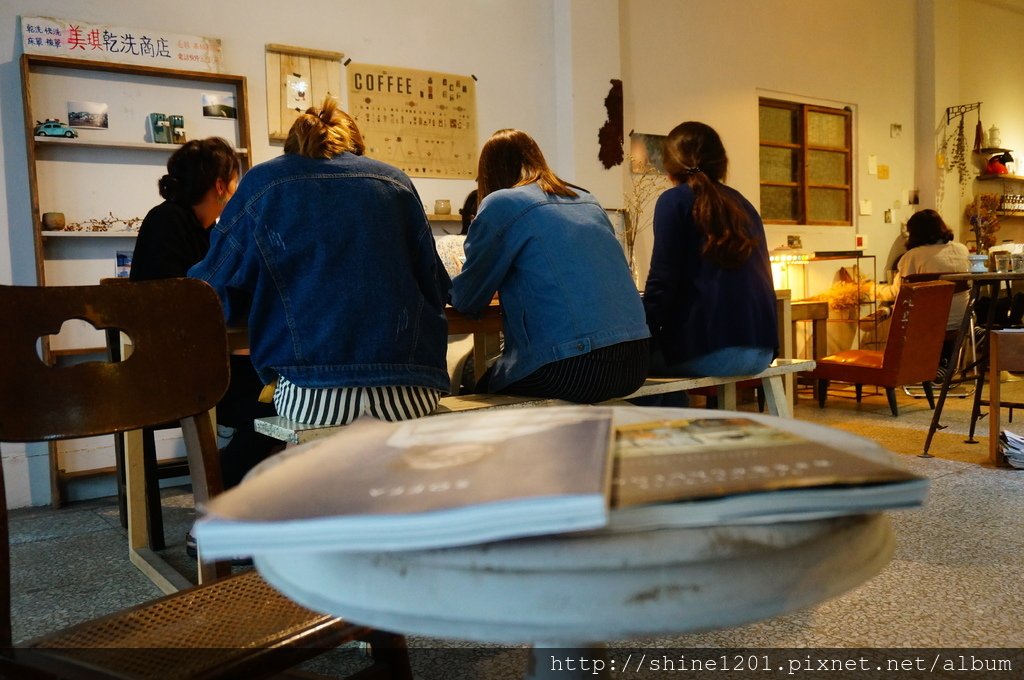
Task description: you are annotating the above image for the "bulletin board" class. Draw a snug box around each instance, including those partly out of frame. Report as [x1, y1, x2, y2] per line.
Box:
[346, 62, 477, 178]
[266, 43, 344, 142]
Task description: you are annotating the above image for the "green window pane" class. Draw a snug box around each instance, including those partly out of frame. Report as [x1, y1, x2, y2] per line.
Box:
[809, 188, 849, 222]
[760, 146, 799, 182]
[807, 111, 847, 148]
[761, 186, 799, 222]
[759, 106, 798, 144]
[808, 150, 848, 185]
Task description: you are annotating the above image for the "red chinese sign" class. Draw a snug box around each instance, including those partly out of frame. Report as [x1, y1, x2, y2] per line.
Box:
[22, 16, 223, 73]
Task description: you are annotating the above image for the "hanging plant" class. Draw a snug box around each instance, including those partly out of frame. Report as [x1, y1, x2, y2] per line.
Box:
[946, 116, 970, 194]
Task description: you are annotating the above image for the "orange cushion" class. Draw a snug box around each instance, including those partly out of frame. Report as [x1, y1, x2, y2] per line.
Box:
[818, 350, 885, 370]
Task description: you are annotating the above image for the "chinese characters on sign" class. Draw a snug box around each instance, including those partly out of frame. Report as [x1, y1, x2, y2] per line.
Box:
[21, 16, 223, 73]
[347, 63, 477, 179]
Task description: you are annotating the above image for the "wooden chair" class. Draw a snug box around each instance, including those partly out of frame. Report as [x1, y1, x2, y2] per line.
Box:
[0, 279, 411, 680]
[810, 280, 955, 416]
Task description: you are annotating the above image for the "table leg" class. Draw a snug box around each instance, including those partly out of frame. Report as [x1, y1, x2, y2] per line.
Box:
[966, 280, 1006, 444]
[923, 281, 979, 456]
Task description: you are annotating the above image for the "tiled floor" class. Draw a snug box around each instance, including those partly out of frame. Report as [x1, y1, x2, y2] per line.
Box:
[7, 386, 1024, 676]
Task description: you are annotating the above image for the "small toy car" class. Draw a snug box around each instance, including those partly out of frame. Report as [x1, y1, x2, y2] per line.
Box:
[34, 120, 78, 138]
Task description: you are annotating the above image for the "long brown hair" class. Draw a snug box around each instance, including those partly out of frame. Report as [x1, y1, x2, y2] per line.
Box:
[477, 129, 576, 200]
[662, 121, 755, 268]
[284, 96, 365, 159]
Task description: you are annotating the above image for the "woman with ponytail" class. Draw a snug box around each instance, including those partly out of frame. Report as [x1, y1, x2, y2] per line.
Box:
[642, 122, 777, 378]
[190, 97, 451, 427]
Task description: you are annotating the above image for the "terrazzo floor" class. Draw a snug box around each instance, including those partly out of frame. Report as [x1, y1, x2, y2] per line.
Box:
[7, 385, 1023, 678]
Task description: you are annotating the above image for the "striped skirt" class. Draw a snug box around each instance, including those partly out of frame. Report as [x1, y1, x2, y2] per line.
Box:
[273, 376, 442, 426]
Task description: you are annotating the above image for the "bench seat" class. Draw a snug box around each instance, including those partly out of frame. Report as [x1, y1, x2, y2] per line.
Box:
[254, 358, 816, 445]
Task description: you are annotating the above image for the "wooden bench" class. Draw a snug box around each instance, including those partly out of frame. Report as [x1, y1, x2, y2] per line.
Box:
[254, 359, 815, 445]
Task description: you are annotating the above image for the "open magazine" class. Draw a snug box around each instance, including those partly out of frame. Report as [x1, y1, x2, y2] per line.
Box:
[607, 416, 927, 531]
[196, 407, 926, 559]
[997, 428, 1024, 469]
[195, 407, 615, 558]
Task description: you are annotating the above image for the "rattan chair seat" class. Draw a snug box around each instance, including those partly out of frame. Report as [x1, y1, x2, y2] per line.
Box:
[17, 570, 371, 679]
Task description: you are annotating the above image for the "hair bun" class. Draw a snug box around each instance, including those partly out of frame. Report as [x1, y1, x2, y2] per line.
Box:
[157, 174, 181, 200]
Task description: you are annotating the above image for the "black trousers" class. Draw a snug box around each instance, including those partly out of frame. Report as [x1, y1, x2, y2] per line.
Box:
[478, 338, 650, 404]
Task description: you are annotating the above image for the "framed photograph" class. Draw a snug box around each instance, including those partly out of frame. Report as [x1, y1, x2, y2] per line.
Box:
[67, 100, 109, 129]
[629, 131, 666, 173]
[202, 92, 237, 119]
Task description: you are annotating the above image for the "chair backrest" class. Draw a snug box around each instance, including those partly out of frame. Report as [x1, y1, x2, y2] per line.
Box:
[901, 271, 970, 293]
[0, 278, 230, 647]
[880, 280, 955, 384]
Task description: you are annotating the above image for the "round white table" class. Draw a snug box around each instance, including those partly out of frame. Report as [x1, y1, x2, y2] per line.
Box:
[254, 407, 897, 679]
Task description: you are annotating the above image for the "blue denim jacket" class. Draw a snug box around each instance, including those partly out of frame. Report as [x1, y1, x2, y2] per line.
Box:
[188, 153, 451, 392]
[452, 183, 649, 392]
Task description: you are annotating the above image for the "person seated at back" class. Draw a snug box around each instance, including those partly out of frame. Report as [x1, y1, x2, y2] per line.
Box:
[435, 190, 477, 277]
[189, 97, 451, 427]
[894, 208, 970, 375]
[131, 137, 278, 488]
[642, 121, 777, 379]
[452, 128, 650, 403]
[894, 209, 970, 330]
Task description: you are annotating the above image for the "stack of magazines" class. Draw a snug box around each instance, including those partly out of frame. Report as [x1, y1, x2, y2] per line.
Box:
[195, 406, 928, 560]
[998, 429, 1024, 468]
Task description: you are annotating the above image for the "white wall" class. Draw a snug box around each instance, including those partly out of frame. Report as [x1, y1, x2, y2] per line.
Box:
[5, 0, 1023, 506]
[0, 0, 626, 506]
[620, 0, 921, 283]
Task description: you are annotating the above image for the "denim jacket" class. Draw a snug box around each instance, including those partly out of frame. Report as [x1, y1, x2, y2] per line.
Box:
[188, 153, 451, 392]
[452, 183, 649, 392]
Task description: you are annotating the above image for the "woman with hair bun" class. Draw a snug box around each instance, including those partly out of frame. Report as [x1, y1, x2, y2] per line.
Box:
[131, 137, 276, 511]
[190, 97, 451, 427]
[131, 137, 240, 280]
[642, 121, 777, 379]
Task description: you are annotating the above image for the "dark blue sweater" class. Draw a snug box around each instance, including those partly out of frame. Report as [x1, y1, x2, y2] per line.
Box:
[642, 183, 778, 365]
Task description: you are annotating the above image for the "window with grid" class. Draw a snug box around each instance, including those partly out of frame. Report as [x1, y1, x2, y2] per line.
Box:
[759, 98, 852, 225]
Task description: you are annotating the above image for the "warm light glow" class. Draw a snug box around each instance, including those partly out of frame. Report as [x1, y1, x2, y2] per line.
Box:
[769, 253, 809, 297]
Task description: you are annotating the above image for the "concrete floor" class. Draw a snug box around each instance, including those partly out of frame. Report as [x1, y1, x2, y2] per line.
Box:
[7, 387, 1023, 678]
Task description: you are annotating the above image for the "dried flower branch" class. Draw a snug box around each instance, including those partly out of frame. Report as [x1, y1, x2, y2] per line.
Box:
[623, 155, 668, 275]
[965, 193, 1001, 253]
[64, 212, 143, 232]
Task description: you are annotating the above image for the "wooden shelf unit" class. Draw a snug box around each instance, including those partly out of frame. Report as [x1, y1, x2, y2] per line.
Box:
[21, 53, 250, 348]
[20, 54, 251, 506]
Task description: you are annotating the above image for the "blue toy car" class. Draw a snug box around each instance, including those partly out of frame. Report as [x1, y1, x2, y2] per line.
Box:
[34, 120, 78, 138]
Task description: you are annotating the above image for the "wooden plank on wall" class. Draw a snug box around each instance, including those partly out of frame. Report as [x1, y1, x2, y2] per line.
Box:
[265, 44, 343, 143]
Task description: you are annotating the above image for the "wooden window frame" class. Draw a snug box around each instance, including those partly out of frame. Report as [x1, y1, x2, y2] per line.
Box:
[759, 97, 852, 226]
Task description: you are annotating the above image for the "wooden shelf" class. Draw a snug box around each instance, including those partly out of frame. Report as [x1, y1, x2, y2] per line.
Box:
[426, 213, 461, 221]
[34, 136, 249, 154]
[42, 230, 138, 238]
[977, 173, 1024, 182]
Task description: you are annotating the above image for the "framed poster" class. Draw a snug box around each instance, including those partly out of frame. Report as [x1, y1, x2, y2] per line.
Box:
[346, 62, 477, 179]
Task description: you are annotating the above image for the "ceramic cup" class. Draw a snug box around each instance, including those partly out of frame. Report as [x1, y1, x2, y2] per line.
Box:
[968, 254, 989, 273]
[994, 252, 1012, 273]
[41, 212, 65, 230]
[434, 199, 451, 215]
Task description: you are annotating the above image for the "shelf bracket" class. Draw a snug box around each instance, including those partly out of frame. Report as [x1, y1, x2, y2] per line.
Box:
[946, 102, 981, 125]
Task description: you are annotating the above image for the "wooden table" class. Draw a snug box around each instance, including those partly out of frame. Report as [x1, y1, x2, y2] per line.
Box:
[924, 271, 1024, 457]
[792, 299, 830, 360]
[446, 299, 502, 380]
[253, 406, 895, 679]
